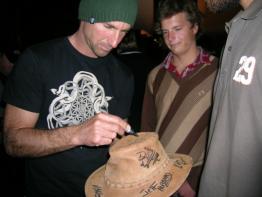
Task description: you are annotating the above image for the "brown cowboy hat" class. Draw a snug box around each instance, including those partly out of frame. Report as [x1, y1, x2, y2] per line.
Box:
[85, 132, 192, 197]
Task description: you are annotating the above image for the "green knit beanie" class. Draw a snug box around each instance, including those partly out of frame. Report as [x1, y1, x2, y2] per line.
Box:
[78, 0, 138, 26]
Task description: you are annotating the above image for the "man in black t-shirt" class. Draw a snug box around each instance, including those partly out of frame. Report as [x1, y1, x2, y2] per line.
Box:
[2, 0, 138, 196]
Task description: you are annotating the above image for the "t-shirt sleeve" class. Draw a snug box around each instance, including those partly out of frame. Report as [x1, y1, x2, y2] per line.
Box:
[3, 48, 43, 113]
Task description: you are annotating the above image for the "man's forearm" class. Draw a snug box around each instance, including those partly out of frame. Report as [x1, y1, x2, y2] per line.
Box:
[4, 125, 78, 157]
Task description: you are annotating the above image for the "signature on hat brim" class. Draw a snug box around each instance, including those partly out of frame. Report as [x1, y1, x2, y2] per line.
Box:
[85, 153, 192, 197]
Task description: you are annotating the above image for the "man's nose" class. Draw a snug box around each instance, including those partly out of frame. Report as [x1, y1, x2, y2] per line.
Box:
[109, 31, 122, 48]
[167, 31, 176, 42]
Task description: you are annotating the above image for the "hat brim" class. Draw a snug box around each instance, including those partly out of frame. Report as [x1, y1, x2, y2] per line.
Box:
[85, 153, 192, 197]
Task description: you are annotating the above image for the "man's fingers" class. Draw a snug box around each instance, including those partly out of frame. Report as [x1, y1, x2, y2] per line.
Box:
[95, 113, 129, 135]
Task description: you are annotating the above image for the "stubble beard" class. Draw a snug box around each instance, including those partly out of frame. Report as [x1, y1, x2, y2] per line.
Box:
[89, 43, 110, 58]
[205, 0, 240, 13]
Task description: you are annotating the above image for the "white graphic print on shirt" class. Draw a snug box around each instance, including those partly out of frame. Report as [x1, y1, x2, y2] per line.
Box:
[233, 56, 256, 85]
[47, 71, 112, 129]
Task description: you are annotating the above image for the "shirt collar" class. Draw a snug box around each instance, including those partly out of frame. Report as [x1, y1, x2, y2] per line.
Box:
[226, 0, 262, 32]
[161, 47, 212, 78]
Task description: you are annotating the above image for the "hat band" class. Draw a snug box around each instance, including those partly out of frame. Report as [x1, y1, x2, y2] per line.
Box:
[104, 158, 171, 189]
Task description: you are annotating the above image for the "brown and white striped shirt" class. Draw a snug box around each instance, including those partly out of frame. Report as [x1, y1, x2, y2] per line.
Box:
[141, 50, 218, 190]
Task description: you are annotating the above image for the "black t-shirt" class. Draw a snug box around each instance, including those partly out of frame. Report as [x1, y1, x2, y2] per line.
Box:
[4, 37, 134, 197]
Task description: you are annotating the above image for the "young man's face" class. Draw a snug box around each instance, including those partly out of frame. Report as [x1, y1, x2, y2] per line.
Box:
[161, 12, 198, 57]
[205, 0, 239, 12]
[82, 21, 131, 58]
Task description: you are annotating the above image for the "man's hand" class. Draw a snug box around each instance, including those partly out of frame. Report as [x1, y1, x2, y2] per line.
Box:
[73, 112, 129, 147]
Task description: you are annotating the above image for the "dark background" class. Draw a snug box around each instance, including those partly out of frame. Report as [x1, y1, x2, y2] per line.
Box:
[1, 0, 79, 50]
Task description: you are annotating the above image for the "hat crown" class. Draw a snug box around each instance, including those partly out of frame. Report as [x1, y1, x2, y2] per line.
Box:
[105, 133, 171, 187]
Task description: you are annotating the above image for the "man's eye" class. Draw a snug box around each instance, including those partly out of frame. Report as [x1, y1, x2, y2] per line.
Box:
[104, 24, 113, 29]
[162, 31, 168, 35]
